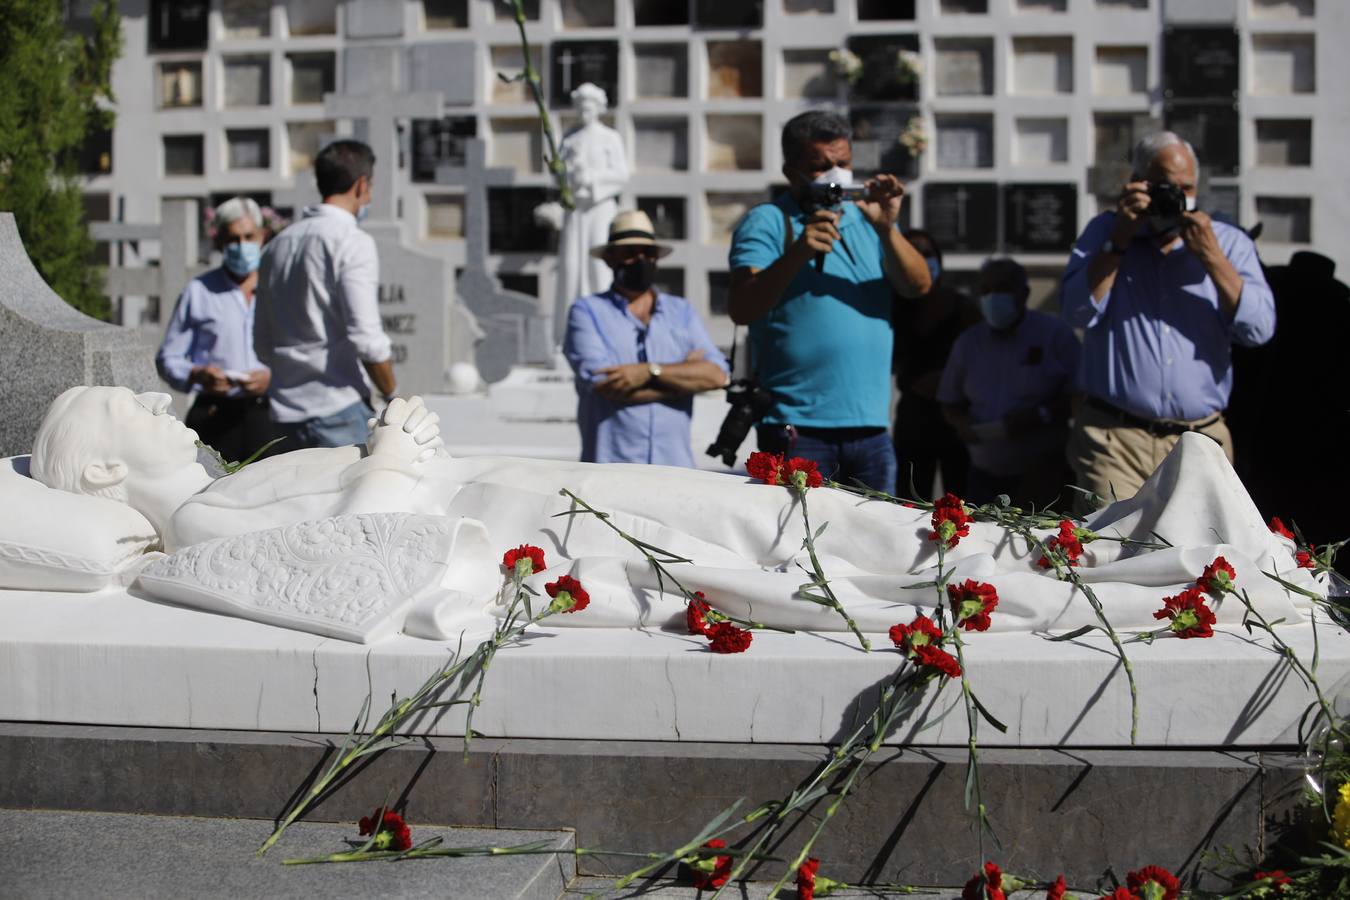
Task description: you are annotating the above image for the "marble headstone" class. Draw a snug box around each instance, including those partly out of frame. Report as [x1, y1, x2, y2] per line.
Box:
[0, 213, 159, 456]
[436, 140, 552, 383]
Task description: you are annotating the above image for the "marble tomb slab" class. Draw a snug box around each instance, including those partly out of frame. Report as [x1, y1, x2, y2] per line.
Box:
[1, 588, 1343, 748]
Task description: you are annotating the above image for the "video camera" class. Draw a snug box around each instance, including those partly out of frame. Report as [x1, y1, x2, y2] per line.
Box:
[804, 181, 869, 212]
[706, 378, 775, 467]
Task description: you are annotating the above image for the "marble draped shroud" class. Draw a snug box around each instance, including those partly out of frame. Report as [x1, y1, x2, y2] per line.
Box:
[136, 433, 1322, 644]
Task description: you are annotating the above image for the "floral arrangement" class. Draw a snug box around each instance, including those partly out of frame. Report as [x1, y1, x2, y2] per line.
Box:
[828, 48, 864, 85]
[896, 48, 923, 86]
[898, 116, 928, 158]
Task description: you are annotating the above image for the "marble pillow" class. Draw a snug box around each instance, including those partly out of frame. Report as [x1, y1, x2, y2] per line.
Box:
[0, 456, 160, 592]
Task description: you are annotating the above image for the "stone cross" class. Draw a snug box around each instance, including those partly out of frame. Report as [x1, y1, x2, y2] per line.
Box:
[91, 198, 207, 327]
[433, 139, 551, 383]
[323, 47, 443, 223]
[0, 213, 159, 456]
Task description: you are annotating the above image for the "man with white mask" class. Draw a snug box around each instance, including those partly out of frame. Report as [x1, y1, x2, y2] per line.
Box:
[938, 258, 1079, 507]
[255, 139, 397, 451]
[1061, 131, 1275, 508]
[156, 196, 273, 462]
[728, 110, 931, 491]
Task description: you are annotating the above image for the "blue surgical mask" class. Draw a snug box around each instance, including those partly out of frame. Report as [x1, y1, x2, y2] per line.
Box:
[925, 256, 941, 285]
[356, 205, 370, 223]
[978, 292, 1021, 331]
[223, 241, 262, 276]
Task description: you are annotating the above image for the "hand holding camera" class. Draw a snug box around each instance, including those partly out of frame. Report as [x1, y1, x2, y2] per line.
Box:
[1112, 180, 1152, 243]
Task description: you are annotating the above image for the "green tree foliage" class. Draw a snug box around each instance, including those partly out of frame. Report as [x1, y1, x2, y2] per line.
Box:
[0, 0, 122, 320]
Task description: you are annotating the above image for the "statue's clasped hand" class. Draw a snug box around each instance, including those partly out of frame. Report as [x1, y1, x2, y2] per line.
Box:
[366, 396, 444, 465]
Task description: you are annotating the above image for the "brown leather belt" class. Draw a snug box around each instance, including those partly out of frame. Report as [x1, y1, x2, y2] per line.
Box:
[1084, 395, 1222, 438]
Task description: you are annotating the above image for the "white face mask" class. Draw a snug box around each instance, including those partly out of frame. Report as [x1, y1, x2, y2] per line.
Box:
[1185, 195, 1198, 212]
[812, 166, 854, 187]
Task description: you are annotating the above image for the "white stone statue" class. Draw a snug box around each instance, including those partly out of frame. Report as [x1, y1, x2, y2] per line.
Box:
[551, 83, 630, 345]
[15, 385, 1323, 644]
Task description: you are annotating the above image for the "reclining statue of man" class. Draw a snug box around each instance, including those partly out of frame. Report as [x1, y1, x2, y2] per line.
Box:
[26, 385, 1319, 637]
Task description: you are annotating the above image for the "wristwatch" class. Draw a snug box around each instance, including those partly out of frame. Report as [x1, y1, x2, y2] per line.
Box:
[647, 363, 663, 383]
[1101, 238, 1126, 256]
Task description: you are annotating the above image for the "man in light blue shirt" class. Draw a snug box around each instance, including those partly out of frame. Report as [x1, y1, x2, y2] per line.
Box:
[156, 196, 273, 462]
[1061, 131, 1275, 505]
[727, 110, 931, 491]
[564, 210, 730, 466]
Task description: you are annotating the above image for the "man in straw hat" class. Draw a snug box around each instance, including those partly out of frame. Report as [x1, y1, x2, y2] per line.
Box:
[563, 210, 730, 466]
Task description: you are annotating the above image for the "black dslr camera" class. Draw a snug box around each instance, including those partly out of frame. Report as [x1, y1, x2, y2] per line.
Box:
[804, 181, 868, 212]
[1147, 182, 1188, 231]
[706, 379, 775, 467]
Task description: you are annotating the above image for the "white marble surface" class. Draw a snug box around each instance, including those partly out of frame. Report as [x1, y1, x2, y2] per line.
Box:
[2, 586, 1343, 748]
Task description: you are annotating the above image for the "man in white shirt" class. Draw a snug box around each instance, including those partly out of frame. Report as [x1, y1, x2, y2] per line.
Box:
[255, 140, 397, 449]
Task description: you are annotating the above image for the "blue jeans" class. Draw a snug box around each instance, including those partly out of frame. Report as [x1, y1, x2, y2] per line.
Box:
[273, 400, 374, 452]
[756, 425, 897, 493]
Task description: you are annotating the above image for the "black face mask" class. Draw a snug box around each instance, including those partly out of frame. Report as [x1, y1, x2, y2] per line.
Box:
[614, 257, 657, 294]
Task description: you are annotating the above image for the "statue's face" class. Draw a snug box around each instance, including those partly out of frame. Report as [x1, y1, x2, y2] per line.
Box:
[76, 387, 202, 479]
[578, 97, 602, 125]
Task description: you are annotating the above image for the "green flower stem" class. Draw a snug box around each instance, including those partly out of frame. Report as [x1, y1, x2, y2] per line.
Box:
[1002, 517, 1139, 746]
[1232, 587, 1349, 747]
[795, 487, 871, 651]
[949, 628, 992, 857]
[933, 545, 995, 860]
[505, 0, 572, 209]
[712, 665, 931, 898]
[557, 489, 794, 634]
[257, 571, 550, 857]
[762, 670, 933, 899]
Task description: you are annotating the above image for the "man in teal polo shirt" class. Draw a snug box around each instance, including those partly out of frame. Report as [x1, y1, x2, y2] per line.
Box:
[728, 110, 931, 490]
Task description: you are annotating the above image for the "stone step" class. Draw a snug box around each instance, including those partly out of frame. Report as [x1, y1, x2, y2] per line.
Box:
[0, 723, 1296, 891]
[0, 809, 574, 900]
[567, 879, 1062, 898]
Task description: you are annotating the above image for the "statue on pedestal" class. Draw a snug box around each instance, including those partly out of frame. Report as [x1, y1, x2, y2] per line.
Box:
[549, 83, 630, 346]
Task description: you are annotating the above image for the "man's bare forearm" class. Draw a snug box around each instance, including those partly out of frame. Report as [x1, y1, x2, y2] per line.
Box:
[362, 359, 396, 399]
[878, 224, 931, 298]
[653, 360, 728, 393]
[727, 242, 815, 324]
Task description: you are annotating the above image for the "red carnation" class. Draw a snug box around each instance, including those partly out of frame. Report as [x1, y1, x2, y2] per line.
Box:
[686, 592, 712, 636]
[747, 451, 786, 485]
[930, 493, 972, 549]
[889, 614, 943, 657]
[1126, 865, 1180, 900]
[1038, 519, 1085, 569]
[1253, 869, 1290, 892]
[687, 838, 732, 889]
[1296, 548, 1316, 569]
[544, 574, 590, 614]
[502, 544, 546, 575]
[947, 579, 999, 632]
[357, 808, 412, 852]
[1047, 875, 1067, 900]
[1153, 587, 1216, 639]
[1197, 556, 1236, 595]
[962, 861, 1007, 900]
[1097, 890, 1137, 900]
[785, 456, 823, 490]
[1269, 517, 1296, 541]
[796, 857, 819, 900]
[708, 621, 752, 654]
[914, 643, 962, 679]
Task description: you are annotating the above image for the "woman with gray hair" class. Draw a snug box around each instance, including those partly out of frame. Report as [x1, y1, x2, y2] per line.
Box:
[154, 196, 276, 462]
